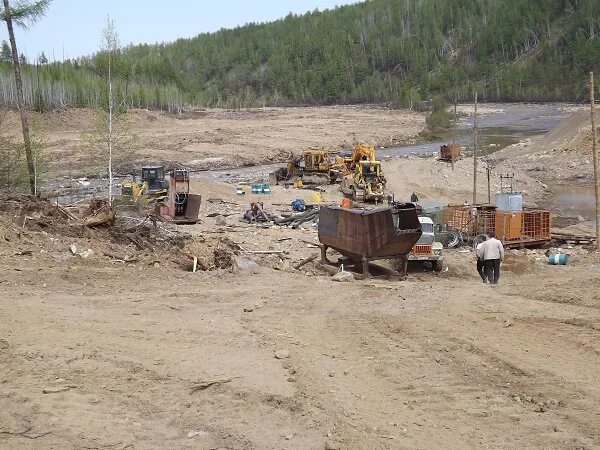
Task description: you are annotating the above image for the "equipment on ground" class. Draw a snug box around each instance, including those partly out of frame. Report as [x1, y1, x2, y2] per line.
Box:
[162, 169, 202, 224]
[406, 216, 444, 272]
[337, 144, 386, 203]
[270, 149, 338, 185]
[318, 203, 422, 279]
[439, 144, 462, 162]
[121, 165, 169, 199]
[340, 160, 386, 203]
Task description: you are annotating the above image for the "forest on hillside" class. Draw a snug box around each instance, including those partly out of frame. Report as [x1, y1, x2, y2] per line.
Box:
[1, 0, 599, 112]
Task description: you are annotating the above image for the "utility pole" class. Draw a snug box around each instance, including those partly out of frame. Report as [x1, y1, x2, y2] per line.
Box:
[472, 91, 478, 205]
[486, 162, 491, 204]
[452, 94, 457, 172]
[590, 72, 599, 250]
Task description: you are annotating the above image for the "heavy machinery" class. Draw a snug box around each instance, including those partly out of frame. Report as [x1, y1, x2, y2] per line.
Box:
[122, 166, 201, 224]
[334, 143, 377, 175]
[155, 169, 201, 224]
[270, 149, 338, 185]
[407, 216, 444, 272]
[318, 203, 422, 279]
[121, 165, 169, 199]
[338, 144, 386, 203]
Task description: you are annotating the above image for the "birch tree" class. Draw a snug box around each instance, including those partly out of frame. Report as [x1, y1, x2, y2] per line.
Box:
[0, 0, 50, 194]
[82, 18, 138, 190]
[102, 17, 117, 203]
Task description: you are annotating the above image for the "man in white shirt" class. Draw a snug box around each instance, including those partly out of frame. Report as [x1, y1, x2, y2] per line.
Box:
[480, 232, 505, 284]
[475, 236, 487, 283]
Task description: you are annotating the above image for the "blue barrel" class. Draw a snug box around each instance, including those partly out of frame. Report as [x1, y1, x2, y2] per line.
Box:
[548, 254, 568, 265]
[251, 184, 261, 194]
[262, 183, 271, 194]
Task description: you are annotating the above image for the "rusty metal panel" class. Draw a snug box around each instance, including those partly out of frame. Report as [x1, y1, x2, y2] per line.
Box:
[318, 206, 422, 262]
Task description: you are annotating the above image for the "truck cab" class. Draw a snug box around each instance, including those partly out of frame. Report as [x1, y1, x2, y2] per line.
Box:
[408, 216, 444, 272]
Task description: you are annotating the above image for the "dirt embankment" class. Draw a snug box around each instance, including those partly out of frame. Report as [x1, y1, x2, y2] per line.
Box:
[12, 106, 426, 177]
[491, 110, 596, 186]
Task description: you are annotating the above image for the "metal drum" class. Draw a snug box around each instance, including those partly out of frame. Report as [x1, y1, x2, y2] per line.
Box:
[548, 254, 568, 265]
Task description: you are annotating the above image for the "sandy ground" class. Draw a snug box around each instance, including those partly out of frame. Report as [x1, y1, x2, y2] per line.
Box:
[12, 106, 425, 175]
[1, 105, 600, 449]
[1, 225, 599, 449]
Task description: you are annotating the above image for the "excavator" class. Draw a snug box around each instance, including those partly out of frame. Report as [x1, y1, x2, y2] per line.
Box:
[338, 144, 387, 203]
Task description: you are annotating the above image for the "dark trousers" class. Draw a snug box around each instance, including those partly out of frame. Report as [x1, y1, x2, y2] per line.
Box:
[484, 259, 501, 284]
[476, 259, 486, 281]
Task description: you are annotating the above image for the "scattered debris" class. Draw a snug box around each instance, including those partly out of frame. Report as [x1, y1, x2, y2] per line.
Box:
[83, 198, 115, 228]
[43, 385, 74, 394]
[274, 349, 290, 359]
[190, 377, 238, 393]
[243, 202, 270, 223]
[187, 430, 209, 439]
[331, 271, 355, 282]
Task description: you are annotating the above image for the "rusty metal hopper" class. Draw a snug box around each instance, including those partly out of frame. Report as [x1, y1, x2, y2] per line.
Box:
[318, 205, 422, 263]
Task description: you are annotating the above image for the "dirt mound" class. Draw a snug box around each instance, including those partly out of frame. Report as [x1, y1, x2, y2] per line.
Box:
[0, 195, 231, 271]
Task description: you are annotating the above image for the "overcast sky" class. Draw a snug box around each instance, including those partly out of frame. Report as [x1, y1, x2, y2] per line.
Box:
[1, 0, 359, 61]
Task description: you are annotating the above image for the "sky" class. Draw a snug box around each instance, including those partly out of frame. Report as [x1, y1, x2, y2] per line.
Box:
[1, 0, 359, 62]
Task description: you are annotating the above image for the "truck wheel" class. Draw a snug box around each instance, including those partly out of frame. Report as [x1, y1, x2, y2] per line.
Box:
[433, 260, 444, 272]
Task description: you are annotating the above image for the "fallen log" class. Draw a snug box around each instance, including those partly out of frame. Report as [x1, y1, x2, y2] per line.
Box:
[293, 254, 318, 270]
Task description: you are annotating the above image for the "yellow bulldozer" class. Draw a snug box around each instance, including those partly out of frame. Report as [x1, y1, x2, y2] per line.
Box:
[270, 149, 339, 185]
[121, 165, 169, 200]
[338, 144, 386, 203]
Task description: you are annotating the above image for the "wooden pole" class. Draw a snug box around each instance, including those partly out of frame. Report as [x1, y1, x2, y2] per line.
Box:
[452, 95, 457, 171]
[486, 163, 491, 204]
[590, 72, 600, 250]
[473, 91, 478, 205]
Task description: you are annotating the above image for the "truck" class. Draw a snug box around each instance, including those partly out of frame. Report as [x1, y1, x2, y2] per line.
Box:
[408, 216, 444, 272]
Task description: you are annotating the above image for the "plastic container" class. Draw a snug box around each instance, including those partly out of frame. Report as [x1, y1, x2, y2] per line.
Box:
[548, 254, 568, 265]
[261, 183, 271, 194]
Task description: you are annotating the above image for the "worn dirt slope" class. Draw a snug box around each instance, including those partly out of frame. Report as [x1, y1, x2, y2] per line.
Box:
[491, 110, 596, 186]
[1, 250, 599, 449]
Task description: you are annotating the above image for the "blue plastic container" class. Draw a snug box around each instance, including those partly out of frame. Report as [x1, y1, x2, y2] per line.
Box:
[548, 254, 568, 265]
[262, 183, 271, 194]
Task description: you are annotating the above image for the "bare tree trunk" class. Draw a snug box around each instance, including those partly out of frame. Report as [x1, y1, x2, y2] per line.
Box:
[473, 91, 478, 205]
[3, 0, 36, 194]
[590, 72, 599, 250]
[108, 56, 113, 203]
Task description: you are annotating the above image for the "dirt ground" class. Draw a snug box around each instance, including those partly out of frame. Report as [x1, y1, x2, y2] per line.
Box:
[1, 217, 599, 449]
[11, 106, 425, 175]
[1, 105, 600, 449]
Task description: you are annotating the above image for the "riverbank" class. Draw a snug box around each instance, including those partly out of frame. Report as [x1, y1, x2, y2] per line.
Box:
[10, 106, 425, 177]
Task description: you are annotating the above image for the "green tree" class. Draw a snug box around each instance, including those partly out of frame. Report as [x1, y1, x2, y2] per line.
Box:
[0, 0, 51, 194]
[0, 40, 10, 61]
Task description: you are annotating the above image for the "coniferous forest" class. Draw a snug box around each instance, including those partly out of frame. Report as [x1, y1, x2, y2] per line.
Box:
[1, 0, 599, 112]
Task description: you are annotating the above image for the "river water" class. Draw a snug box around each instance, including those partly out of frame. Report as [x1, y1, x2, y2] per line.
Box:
[380, 103, 571, 157]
